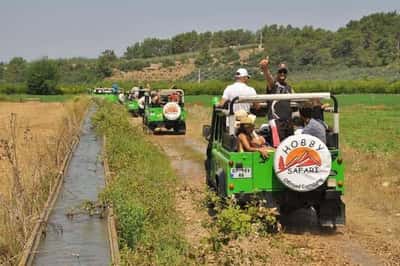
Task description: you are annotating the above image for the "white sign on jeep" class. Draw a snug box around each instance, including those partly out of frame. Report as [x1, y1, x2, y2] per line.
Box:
[274, 134, 332, 192]
[163, 102, 181, 120]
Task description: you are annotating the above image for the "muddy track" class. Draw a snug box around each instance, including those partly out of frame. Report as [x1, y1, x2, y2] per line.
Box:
[133, 117, 397, 265]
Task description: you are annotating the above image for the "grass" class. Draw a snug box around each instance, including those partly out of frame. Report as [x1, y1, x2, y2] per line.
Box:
[0, 94, 75, 102]
[0, 97, 89, 264]
[92, 101, 191, 265]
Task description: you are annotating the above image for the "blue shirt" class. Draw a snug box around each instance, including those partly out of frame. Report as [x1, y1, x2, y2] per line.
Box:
[302, 118, 326, 143]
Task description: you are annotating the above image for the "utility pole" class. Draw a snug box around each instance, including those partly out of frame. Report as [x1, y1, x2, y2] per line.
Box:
[198, 68, 201, 83]
[258, 31, 263, 50]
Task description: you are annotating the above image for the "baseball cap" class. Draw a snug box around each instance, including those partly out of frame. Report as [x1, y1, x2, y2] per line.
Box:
[235, 68, 251, 78]
[278, 63, 288, 72]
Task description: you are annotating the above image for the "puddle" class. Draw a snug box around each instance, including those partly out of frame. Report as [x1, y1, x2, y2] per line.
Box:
[34, 106, 110, 265]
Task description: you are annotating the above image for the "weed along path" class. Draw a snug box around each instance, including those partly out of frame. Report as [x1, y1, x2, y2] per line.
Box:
[33, 107, 110, 265]
[133, 107, 392, 265]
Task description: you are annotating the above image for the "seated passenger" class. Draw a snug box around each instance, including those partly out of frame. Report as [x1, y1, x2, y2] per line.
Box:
[292, 116, 304, 135]
[237, 116, 274, 159]
[151, 91, 161, 106]
[299, 102, 327, 143]
[118, 91, 125, 104]
[168, 92, 180, 102]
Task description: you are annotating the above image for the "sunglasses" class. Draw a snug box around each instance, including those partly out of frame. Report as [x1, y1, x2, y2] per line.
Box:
[278, 69, 288, 74]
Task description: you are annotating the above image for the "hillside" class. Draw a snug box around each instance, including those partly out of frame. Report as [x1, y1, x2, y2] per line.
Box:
[1, 11, 399, 86]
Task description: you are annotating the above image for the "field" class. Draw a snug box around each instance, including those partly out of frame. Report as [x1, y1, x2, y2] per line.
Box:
[0, 94, 74, 103]
[0, 97, 88, 264]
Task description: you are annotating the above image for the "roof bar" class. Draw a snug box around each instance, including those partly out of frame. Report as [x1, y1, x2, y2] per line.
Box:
[236, 92, 331, 103]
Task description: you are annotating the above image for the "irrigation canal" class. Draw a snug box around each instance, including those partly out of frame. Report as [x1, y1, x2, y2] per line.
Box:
[34, 107, 110, 265]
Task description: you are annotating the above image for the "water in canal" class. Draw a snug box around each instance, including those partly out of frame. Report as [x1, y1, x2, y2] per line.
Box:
[34, 107, 110, 266]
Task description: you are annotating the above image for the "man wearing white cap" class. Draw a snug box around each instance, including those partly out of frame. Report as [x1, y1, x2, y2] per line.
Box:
[218, 68, 257, 113]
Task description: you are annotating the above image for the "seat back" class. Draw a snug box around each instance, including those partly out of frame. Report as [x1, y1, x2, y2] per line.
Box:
[222, 133, 238, 151]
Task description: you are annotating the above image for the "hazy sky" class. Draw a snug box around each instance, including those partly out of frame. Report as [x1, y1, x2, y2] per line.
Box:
[0, 0, 398, 62]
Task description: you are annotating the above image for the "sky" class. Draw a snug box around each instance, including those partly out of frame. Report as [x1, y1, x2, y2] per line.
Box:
[0, 0, 399, 62]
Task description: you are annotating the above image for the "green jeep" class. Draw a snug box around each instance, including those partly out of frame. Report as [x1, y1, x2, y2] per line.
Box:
[143, 89, 186, 134]
[125, 88, 149, 117]
[92, 87, 119, 103]
[203, 93, 345, 227]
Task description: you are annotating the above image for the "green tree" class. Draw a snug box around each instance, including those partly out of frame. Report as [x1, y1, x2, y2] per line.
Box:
[101, 49, 118, 62]
[5, 57, 27, 83]
[26, 58, 60, 95]
[0, 62, 4, 81]
[124, 43, 143, 59]
[96, 50, 117, 78]
[219, 48, 240, 64]
[195, 47, 213, 66]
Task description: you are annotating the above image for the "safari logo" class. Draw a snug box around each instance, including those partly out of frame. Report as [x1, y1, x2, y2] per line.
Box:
[274, 134, 332, 192]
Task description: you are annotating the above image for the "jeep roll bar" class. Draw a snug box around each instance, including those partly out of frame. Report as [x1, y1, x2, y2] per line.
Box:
[229, 93, 334, 114]
[228, 93, 340, 147]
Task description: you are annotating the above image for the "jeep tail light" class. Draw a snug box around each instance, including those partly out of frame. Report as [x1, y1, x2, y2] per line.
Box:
[229, 183, 234, 190]
[327, 178, 336, 188]
[228, 160, 234, 167]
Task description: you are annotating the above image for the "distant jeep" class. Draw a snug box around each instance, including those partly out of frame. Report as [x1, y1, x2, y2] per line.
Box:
[143, 89, 186, 134]
[125, 87, 150, 117]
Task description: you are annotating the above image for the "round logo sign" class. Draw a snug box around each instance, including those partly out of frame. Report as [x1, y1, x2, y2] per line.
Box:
[163, 102, 181, 120]
[273, 134, 331, 192]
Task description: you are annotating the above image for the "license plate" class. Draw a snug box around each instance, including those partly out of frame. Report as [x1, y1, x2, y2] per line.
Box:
[230, 168, 252, 178]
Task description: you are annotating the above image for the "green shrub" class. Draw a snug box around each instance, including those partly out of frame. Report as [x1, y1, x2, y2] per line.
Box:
[26, 58, 61, 95]
[161, 58, 176, 67]
[92, 102, 191, 265]
[0, 83, 27, 94]
[205, 192, 280, 251]
[119, 60, 150, 71]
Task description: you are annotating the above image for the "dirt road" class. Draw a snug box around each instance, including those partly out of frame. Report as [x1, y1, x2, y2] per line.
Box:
[134, 114, 399, 265]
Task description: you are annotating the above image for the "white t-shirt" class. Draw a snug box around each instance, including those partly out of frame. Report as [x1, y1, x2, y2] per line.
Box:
[222, 82, 257, 112]
[118, 93, 125, 103]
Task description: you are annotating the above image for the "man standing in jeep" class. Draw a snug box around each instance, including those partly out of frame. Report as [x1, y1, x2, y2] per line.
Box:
[259, 57, 293, 143]
[218, 68, 257, 113]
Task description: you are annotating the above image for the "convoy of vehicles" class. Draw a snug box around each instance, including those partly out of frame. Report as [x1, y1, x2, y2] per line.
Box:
[94, 85, 346, 227]
[202, 93, 345, 227]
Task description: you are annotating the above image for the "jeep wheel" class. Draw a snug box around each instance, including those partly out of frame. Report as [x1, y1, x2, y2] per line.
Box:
[179, 123, 186, 135]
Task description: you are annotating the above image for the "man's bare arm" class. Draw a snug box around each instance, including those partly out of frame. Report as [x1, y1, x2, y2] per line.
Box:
[259, 57, 274, 92]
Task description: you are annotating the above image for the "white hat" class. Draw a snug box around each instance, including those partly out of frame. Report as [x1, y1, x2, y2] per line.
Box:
[235, 68, 250, 78]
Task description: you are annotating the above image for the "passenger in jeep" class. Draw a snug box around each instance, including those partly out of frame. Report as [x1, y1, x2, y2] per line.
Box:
[259, 57, 293, 142]
[237, 116, 274, 159]
[299, 102, 327, 143]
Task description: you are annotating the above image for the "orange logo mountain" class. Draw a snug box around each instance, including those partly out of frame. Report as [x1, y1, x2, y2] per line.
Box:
[165, 105, 179, 113]
[278, 147, 321, 173]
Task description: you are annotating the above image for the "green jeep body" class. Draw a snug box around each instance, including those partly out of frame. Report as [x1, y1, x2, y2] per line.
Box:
[125, 88, 149, 116]
[143, 89, 186, 134]
[204, 93, 345, 227]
